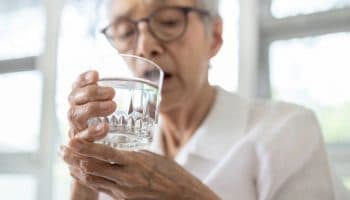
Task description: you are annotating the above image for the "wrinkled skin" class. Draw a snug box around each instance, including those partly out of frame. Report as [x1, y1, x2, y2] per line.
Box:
[63, 71, 219, 200]
[63, 0, 223, 198]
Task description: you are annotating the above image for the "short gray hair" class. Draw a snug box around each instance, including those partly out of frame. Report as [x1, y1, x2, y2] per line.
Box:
[198, 0, 220, 17]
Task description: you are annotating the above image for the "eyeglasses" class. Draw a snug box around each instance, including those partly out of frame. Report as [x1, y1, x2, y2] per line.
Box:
[101, 6, 210, 52]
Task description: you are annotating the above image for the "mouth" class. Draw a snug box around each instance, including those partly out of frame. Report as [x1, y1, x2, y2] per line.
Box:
[163, 72, 173, 81]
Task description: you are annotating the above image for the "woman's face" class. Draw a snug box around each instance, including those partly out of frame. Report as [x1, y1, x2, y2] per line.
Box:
[110, 0, 222, 112]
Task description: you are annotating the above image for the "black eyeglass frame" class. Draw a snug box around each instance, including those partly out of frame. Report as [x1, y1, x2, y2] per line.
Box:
[101, 6, 211, 49]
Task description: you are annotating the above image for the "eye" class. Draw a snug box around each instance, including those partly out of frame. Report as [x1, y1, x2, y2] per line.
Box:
[159, 19, 181, 27]
[115, 23, 136, 39]
[120, 29, 136, 38]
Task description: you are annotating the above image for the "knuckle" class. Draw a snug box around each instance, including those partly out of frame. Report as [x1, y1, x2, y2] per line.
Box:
[67, 107, 77, 122]
[80, 160, 94, 173]
[68, 128, 76, 138]
[84, 174, 94, 184]
[68, 91, 74, 104]
[78, 73, 86, 84]
[85, 102, 99, 116]
[85, 85, 99, 101]
[62, 150, 69, 162]
[68, 87, 80, 105]
[100, 147, 114, 161]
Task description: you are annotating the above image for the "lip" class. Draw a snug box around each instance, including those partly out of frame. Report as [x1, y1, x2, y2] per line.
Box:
[161, 73, 175, 92]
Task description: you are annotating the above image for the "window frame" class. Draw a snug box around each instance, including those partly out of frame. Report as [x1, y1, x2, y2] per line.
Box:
[240, 0, 350, 179]
[0, 0, 63, 199]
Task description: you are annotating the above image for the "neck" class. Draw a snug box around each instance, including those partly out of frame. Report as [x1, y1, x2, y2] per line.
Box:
[161, 82, 216, 147]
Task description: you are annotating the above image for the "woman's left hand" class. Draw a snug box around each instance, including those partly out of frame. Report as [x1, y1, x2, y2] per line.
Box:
[61, 138, 219, 200]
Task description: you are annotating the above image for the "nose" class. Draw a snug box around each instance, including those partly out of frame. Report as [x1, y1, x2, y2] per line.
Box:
[135, 22, 164, 59]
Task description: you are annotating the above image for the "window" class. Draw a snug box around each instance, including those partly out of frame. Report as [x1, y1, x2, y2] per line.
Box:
[55, 1, 104, 199]
[0, 0, 45, 59]
[0, 0, 59, 199]
[271, 0, 350, 18]
[0, 174, 37, 200]
[270, 32, 350, 143]
[0, 71, 42, 152]
[345, 177, 350, 189]
[259, 0, 350, 190]
[210, 0, 239, 92]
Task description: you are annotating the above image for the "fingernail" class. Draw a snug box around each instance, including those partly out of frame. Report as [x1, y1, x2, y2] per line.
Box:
[85, 71, 94, 82]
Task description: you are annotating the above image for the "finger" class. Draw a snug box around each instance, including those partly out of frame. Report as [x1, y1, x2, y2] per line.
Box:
[74, 123, 109, 142]
[81, 174, 123, 198]
[69, 166, 82, 178]
[69, 85, 115, 106]
[64, 146, 129, 186]
[78, 155, 130, 184]
[68, 101, 116, 130]
[66, 153, 125, 198]
[72, 70, 99, 90]
[84, 174, 154, 200]
[69, 127, 79, 139]
[61, 145, 83, 168]
[72, 169, 144, 200]
[70, 167, 99, 193]
[69, 139, 136, 165]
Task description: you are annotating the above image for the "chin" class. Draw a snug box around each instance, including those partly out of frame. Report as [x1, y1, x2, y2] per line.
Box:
[159, 92, 184, 113]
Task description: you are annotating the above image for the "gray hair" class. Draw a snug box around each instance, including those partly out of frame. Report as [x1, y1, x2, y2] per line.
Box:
[104, 0, 220, 16]
[198, 0, 220, 17]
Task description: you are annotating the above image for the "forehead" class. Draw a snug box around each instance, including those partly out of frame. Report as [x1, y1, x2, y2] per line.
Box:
[111, 0, 199, 18]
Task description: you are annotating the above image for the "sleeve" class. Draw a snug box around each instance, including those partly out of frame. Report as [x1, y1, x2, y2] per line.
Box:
[255, 108, 336, 200]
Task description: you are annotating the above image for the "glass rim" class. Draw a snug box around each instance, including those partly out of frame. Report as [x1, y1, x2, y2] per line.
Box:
[118, 53, 164, 83]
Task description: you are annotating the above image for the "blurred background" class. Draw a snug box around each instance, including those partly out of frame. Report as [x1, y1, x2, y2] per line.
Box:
[0, 0, 349, 199]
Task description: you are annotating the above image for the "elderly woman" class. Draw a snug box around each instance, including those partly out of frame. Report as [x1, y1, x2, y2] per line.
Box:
[61, 0, 349, 199]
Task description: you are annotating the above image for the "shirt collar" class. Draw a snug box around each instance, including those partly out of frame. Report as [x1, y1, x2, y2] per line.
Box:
[150, 87, 250, 162]
[181, 87, 250, 161]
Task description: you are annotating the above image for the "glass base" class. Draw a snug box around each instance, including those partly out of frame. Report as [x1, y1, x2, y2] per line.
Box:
[96, 130, 152, 150]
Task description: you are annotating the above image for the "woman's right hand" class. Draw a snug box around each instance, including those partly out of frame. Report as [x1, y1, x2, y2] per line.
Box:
[67, 70, 116, 199]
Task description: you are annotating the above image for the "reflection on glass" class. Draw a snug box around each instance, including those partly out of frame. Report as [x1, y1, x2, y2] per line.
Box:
[270, 32, 350, 143]
[271, 0, 350, 18]
[0, 174, 36, 200]
[0, 1, 44, 59]
[0, 71, 42, 152]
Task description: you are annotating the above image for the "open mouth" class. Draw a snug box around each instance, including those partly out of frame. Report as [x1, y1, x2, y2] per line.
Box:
[163, 72, 173, 81]
[142, 70, 172, 82]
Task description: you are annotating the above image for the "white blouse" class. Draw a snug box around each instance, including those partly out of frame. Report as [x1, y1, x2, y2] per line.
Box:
[100, 88, 349, 200]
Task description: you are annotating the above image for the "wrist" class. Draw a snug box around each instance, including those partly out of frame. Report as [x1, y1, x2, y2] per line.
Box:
[71, 180, 98, 200]
[180, 180, 220, 200]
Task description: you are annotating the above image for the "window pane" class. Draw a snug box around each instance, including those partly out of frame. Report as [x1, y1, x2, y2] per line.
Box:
[345, 177, 350, 190]
[270, 33, 350, 143]
[210, 0, 239, 92]
[0, 1, 45, 59]
[0, 174, 36, 200]
[271, 0, 350, 18]
[55, 1, 102, 199]
[0, 71, 42, 152]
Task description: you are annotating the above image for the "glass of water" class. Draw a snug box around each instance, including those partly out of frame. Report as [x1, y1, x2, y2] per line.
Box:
[88, 54, 163, 150]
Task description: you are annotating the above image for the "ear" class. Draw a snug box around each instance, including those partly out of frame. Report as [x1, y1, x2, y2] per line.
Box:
[208, 17, 223, 59]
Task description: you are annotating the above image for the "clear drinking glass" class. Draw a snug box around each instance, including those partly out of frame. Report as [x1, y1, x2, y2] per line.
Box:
[88, 54, 163, 150]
